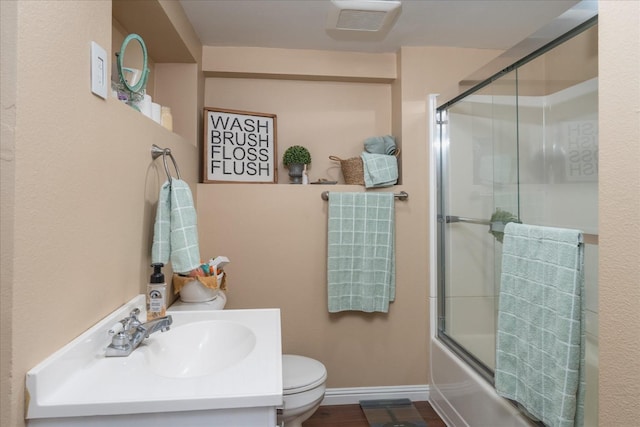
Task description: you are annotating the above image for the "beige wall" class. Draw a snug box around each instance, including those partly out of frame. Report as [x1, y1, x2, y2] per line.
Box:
[598, 1, 640, 425]
[1, 0, 18, 425]
[198, 46, 503, 388]
[204, 77, 394, 184]
[0, 1, 199, 426]
[1, 1, 638, 427]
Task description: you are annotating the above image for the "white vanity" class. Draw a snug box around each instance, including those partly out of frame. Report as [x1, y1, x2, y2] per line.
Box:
[25, 295, 283, 426]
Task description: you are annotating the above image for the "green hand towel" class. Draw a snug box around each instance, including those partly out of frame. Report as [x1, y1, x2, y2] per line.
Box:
[327, 192, 395, 313]
[495, 223, 585, 427]
[361, 152, 398, 188]
[364, 135, 397, 155]
[151, 182, 171, 266]
[151, 179, 201, 274]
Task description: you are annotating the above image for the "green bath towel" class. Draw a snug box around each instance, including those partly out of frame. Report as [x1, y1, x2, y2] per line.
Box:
[495, 223, 585, 427]
[327, 192, 395, 313]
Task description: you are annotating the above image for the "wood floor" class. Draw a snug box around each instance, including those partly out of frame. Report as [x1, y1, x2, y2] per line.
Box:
[302, 401, 447, 427]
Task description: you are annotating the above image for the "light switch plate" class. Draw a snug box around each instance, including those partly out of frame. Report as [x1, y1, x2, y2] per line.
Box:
[91, 41, 108, 99]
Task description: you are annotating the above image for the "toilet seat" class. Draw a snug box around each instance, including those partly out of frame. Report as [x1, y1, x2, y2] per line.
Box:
[282, 354, 327, 395]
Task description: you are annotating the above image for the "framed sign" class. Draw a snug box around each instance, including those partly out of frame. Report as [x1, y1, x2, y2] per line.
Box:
[203, 108, 278, 183]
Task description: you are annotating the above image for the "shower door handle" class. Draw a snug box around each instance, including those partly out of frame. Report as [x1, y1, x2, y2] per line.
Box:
[445, 215, 491, 225]
[445, 215, 507, 233]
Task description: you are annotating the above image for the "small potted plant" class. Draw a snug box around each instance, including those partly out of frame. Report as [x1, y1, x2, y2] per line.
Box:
[283, 145, 311, 184]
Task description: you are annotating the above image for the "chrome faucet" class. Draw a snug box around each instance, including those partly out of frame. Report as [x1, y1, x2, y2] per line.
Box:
[106, 308, 173, 357]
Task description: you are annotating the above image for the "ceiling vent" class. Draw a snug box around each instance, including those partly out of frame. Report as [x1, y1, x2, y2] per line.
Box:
[327, 0, 402, 33]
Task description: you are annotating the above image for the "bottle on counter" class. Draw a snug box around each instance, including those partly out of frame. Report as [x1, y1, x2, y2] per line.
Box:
[161, 106, 173, 132]
[147, 263, 167, 320]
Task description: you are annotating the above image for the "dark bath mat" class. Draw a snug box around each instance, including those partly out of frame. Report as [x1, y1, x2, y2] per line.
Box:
[360, 398, 428, 427]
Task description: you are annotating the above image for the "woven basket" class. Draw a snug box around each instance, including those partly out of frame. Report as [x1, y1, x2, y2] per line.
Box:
[329, 149, 400, 186]
[172, 273, 227, 294]
[329, 155, 364, 185]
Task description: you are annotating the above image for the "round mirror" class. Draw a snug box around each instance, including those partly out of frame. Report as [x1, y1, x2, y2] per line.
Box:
[117, 33, 149, 95]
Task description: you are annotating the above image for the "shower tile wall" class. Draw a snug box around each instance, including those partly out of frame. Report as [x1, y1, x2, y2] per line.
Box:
[517, 77, 599, 335]
[518, 78, 599, 426]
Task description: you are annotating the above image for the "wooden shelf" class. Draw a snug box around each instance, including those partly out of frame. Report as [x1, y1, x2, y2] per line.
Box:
[112, 0, 196, 63]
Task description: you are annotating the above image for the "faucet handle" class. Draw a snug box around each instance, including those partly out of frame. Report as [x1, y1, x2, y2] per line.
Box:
[107, 321, 125, 336]
[108, 308, 142, 336]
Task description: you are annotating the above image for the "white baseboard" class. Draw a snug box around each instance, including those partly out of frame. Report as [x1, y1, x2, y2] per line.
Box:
[321, 385, 430, 406]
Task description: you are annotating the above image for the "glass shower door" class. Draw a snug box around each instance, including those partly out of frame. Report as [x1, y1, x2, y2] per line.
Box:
[434, 20, 598, 425]
[437, 70, 519, 376]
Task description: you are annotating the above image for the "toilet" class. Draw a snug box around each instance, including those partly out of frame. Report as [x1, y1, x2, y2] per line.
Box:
[168, 287, 327, 427]
[280, 354, 327, 427]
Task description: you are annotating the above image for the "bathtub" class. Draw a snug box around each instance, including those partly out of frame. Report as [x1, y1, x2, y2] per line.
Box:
[428, 326, 599, 427]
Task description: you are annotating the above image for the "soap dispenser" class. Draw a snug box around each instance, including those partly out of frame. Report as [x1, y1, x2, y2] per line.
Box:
[147, 263, 167, 320]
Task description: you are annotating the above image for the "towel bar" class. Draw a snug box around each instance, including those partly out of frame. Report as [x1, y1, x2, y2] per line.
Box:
[321, 191, 408, 201]
[445, 215, 599, 245]
[151, 144, 182, 184]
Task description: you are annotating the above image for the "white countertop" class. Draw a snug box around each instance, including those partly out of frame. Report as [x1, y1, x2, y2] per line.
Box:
[26, 295, 283, 419]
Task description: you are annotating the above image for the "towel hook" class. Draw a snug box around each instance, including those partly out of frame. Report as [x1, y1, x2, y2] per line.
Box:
[151, 144, 182, 185]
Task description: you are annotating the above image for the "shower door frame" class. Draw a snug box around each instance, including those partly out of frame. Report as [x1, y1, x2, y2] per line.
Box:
[434, 15, 599, 386]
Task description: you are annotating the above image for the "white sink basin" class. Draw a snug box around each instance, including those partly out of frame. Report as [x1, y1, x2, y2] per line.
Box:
[143, 320, 256, 378]
[26, 295, 282, 425]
